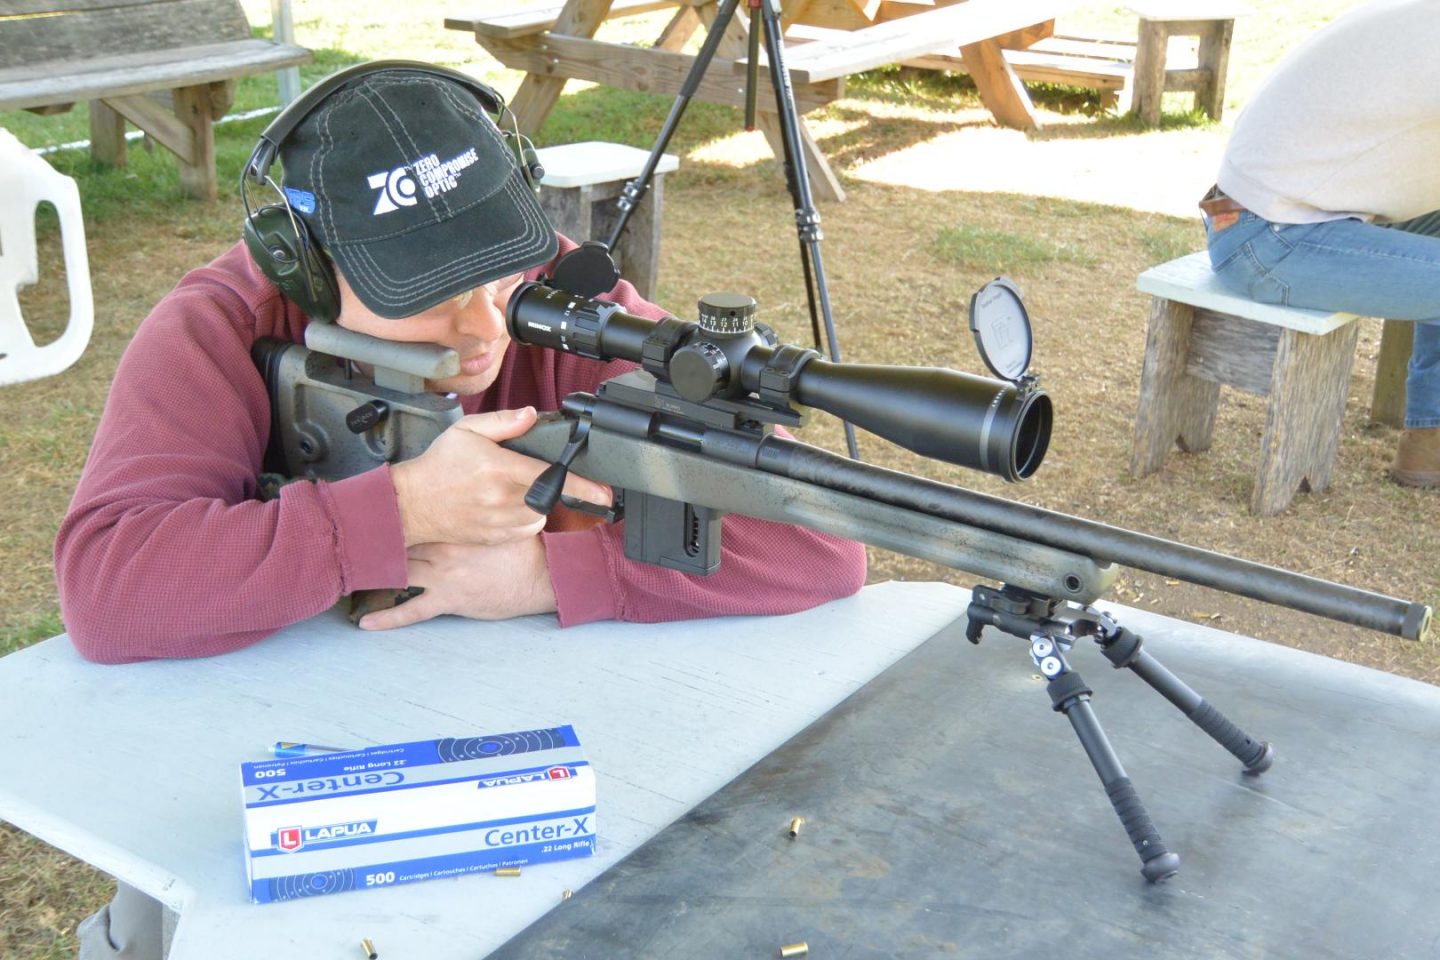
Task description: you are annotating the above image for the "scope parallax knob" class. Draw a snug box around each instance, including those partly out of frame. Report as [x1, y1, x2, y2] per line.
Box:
[697, 292, 756, 336]
[670, 340, 731, 403]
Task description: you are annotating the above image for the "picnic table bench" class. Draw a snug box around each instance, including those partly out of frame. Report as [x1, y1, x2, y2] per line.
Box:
[446, 0, 1079, 203]
[905, 2, 1248, 120]
[0, 0, 313, 200]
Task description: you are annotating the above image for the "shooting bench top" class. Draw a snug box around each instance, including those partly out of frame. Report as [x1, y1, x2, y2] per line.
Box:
[1129, 251, 1410, 516]
[5, 582, 1439, 957]
[0, 0, 313, 200]
[0, 582, 972, 959]
[445, 0, 1081, 204]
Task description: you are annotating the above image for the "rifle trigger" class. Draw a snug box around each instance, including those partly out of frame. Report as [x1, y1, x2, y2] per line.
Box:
[559, 494, 620, 524]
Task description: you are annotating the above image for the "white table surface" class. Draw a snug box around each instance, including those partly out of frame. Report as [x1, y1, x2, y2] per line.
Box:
[0, 580, 972, 960]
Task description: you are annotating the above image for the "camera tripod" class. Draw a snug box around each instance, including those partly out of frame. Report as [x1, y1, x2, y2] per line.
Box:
[966, 584, 1275, 881]
[596, 0, 859, 458]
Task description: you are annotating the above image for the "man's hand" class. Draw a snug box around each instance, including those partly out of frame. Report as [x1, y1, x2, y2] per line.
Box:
[356, 537, 557, 630]
[390, 407, 611, 548]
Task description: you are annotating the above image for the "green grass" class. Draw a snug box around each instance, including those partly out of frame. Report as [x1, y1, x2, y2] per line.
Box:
[0, 613, 63, 658]
[1138, 225, 1202, 265]
[933, 223, 1099, 272]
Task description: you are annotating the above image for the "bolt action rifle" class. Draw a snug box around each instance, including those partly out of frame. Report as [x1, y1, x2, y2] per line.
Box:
[254, 278, 1432, 882]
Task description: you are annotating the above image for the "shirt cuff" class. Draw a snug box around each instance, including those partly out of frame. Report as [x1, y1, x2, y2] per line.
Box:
[543, 528, 619, 626]
[324, 465, 408, 591]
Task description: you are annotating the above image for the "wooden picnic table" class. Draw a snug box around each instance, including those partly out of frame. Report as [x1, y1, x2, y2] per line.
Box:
[446, 0, 1079, 202]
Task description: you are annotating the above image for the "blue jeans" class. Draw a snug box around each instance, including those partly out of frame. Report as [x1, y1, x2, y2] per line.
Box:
[1206, 210, 1440, 428]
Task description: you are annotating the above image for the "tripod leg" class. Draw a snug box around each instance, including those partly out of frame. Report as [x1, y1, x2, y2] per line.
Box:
[603, 0, 742, 251]
[1097, 625, 1274, 773]
[1044, 665, 1181, 882]
[756, 0, 859, 459]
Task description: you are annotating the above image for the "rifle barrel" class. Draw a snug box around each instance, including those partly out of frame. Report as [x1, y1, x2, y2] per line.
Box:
[756, 435, 1431, 641]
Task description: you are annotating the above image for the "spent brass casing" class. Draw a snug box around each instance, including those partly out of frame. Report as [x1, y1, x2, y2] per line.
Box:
[780, 943, 809, 958]
[495, 866, 522, 877]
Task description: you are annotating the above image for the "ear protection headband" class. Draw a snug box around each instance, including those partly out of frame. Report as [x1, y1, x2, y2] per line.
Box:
[240, 60, 544, 323]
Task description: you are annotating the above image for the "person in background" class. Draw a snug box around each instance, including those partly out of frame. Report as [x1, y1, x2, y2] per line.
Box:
[1200, 0, 1440, 488]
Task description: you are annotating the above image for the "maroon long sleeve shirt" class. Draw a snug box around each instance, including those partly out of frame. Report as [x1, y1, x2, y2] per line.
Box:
[55, 240, 866, 663]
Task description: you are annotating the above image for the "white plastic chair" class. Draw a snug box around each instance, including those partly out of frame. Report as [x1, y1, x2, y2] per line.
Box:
[0, 128, 94, 386]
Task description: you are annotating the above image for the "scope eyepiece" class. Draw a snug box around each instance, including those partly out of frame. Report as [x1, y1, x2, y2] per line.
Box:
[506, 283, 1051, 481]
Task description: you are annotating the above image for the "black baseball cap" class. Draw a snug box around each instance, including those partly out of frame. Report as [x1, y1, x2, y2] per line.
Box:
[278, 67, 557, 319]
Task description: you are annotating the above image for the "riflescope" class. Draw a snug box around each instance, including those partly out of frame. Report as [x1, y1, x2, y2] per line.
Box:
[506, 283, 1052, 481]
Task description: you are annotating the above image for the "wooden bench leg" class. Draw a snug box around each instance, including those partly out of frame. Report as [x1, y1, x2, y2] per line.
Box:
[89, 100, 127, 168]
[173, 85, 218, 201]
[1130, 296, 1221, 476]
[101, 88, 217, 200]
[654, 4, 702, 52]
[1130, 19, 1168, 126]
[510, 77, 572, 138]
[510, 0, 619, 133]
[1251, 324, 1359, 515]
[1194, 19, 1234, 120]
[959, 38, 1040, 131]
[1371, 318, 1412, 428]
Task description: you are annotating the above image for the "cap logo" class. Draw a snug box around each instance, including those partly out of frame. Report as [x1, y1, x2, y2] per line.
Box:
[365, 146, 482, 217]
[367, 166, 418, 215]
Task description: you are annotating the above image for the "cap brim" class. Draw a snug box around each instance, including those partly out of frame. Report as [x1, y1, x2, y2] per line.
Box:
[331, 166, 558, 319]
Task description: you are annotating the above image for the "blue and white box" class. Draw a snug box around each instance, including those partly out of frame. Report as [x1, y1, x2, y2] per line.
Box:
[240, 725, 595, 903]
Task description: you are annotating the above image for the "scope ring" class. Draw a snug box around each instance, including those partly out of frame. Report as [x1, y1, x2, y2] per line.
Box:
[640, 318, 690, 379]
[757, 344, 819, 408]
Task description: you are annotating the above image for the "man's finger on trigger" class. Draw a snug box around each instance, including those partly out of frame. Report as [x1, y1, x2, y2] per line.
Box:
[562, 475, 613, 506]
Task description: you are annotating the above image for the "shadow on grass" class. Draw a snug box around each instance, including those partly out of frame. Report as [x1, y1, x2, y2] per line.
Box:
[539, 83, 996, 189]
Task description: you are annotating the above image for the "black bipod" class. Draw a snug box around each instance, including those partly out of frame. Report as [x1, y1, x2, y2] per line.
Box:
[966, 584, 1274, 882]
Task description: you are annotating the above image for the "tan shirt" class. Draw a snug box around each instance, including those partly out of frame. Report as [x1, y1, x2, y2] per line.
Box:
[1216, 0, 1440, 224]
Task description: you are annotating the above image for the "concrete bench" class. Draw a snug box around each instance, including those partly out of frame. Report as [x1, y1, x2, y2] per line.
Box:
[534, 141, 680, 302]
[0, 0, 312, 200]
[1129, 252, 1365, 516]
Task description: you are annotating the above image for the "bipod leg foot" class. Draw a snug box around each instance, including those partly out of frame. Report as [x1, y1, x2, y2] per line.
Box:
[1091, 618, 1274, 774]
[1036, 641, 1180, 882]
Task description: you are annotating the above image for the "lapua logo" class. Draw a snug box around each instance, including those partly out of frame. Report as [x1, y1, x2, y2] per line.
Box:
[273, 819, 377, 852]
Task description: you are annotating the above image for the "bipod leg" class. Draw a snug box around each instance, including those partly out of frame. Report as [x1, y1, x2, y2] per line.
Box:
[1084, 614, 1274, 774]
[1031, 633, 1181, 883]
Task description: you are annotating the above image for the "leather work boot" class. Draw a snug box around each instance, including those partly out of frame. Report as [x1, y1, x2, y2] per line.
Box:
[1391, 427, 1440, 488]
